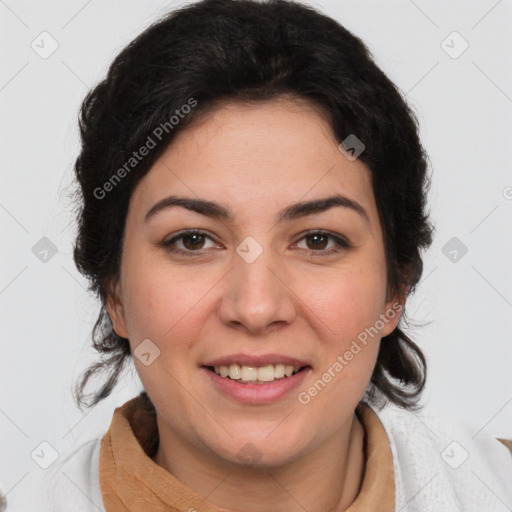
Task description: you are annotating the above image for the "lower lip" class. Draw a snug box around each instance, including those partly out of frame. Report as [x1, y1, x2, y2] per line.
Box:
[201, 367, 311, 404]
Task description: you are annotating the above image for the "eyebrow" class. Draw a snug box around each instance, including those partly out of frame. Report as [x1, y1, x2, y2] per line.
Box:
[144, 194, 370, 225]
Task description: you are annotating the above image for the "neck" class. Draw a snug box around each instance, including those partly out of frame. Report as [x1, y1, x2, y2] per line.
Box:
[153, 413, 365, 512]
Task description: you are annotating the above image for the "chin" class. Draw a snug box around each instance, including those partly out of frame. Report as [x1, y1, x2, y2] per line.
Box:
[207, 429, 308, 468]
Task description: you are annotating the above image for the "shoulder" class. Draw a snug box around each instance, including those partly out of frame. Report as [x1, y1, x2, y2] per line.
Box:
[16, 438, 105, 512]
[366, 399, 512, 512]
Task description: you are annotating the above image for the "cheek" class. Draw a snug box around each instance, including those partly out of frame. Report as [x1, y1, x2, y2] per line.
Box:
[121, 266, 210, 394]
[297, 263, 387, 340]
[300, 275, 384, 410]
[120, 259, 213, 344]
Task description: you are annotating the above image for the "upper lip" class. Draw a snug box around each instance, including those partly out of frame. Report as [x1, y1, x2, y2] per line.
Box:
[202, 353, 310, 368]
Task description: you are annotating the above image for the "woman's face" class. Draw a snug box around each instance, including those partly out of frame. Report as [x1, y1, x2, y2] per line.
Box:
[107, 98, 403, 466]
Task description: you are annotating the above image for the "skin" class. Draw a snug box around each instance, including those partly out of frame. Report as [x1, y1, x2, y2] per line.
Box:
[107, 97, 405, 512]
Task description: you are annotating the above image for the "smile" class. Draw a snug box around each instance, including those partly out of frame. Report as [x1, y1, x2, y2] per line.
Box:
[202, 365, 311, 404]
[207, 363, 305, 384]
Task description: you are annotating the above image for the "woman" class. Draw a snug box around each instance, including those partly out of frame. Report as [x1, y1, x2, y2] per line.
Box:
[23, 0, 512, 510]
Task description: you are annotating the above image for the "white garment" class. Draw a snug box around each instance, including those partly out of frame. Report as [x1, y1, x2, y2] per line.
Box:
[375, 401, 512, 511]
[9, 400, 512, 511]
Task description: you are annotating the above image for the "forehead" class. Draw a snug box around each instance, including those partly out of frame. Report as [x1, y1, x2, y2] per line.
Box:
[129, 98, 378, 228]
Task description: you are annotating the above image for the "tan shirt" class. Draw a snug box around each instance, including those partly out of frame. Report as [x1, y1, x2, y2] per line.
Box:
[99, 396, 395, 511]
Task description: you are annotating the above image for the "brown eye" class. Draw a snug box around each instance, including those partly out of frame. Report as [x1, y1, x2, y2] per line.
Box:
[296, 230, 350, 255]
[305, 233, 329, 250]
[163, 230, 218, 256]
[181, 233, 206, 250]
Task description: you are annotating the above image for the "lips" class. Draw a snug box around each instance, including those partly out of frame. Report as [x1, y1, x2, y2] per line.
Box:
[202, 354, 310, 382]
[200, 353, 312, 402]
[201, 364, 312, 404]
[202, 353, 310, 368]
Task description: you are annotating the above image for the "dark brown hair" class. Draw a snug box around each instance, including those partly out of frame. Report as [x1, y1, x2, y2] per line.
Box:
[73, 0, 434, 410]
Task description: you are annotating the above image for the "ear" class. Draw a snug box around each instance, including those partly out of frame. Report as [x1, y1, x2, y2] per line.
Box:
[380, 284, 409, 338]
[105, 280, 129, 339]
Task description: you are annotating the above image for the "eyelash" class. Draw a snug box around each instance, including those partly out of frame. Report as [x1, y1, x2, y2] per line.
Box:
[161, 229, 351, 257]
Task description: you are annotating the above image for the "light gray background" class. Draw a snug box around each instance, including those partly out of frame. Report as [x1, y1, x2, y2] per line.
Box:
[1, 0, 511, 506]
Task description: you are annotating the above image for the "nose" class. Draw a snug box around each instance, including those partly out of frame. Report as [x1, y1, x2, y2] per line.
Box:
[217, 245, 297, 335]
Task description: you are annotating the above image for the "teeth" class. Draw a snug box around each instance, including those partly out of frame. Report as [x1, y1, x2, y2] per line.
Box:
[213, 363, 302, 383]
[274, 364, 285, 379]
[228, 364, 241, 380]
[257, 365, 275, 382]
[241, 366, 258, 382]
